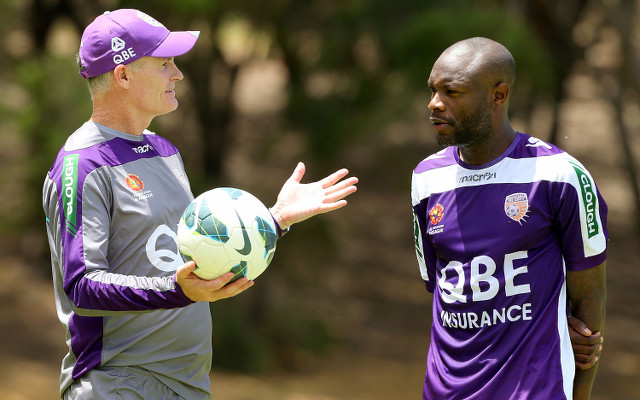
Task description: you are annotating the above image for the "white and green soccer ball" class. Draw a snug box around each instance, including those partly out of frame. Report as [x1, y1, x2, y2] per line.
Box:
[177, 188, 278, 281]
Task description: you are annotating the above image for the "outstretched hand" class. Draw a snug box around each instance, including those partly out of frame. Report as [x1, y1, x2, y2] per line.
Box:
[270, 162, 358, 230]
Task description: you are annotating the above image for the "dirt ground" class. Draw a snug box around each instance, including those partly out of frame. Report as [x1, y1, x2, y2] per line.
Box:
[0, 256, 427, 400]
[2, 238, 639, 400]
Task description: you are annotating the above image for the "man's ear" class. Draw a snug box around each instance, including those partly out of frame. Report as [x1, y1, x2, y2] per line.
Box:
[113, 65, 130, 89]
[493, 82, 510, 107]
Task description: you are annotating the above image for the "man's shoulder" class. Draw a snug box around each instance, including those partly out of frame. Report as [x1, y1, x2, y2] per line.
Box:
[411, 147, 458, 205]
[64, 121, 110, 152]
[142, 130, 180, 157]
[414, 147, 457, 175]
[58, 124, 180, 167]
[512, 133, 566, 159]
[505, 133, 600, 191]
[46, 122, 105, 178]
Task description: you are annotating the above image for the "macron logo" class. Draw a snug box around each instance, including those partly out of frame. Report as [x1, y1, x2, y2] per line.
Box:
[132, 143, 154, 154]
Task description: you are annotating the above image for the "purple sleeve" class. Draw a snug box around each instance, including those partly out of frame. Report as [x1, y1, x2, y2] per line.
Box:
[412, 173, 438, 293]
[52, 150, 193, 316]
[552, 165, 608, 271]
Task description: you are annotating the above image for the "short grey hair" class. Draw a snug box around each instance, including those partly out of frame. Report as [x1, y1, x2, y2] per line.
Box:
[76, 53, 112, 97]
[76, 54, 146, 98]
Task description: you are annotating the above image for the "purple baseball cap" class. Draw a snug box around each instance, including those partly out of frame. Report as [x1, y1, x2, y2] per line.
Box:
[78, 9, 200, 79]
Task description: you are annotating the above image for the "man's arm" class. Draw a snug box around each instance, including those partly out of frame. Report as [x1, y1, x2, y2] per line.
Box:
[566, 262, 606, 400]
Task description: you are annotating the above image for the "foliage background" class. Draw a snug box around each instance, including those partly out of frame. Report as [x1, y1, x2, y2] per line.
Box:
[1, 0, 639, 399]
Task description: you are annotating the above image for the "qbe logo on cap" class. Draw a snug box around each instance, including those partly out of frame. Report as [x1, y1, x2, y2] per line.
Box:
[111, 37, 126, 52]
[111, 36, 136, 65]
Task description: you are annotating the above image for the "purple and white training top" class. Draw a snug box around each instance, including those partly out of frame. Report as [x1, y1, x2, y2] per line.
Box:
[411, 133, 608, 400]
[43, 122, 212, 399]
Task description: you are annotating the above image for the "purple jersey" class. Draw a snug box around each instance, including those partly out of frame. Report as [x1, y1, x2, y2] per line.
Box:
[411, 133, 608, 400]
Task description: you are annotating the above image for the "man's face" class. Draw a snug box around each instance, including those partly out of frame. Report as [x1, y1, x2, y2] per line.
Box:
[427, 58, 493, 149]
[127, 57, 184, 118]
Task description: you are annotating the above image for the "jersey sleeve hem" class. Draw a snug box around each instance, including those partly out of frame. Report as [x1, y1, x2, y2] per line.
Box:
[173, 274, 196, 305]
[565, 250, 607, 272]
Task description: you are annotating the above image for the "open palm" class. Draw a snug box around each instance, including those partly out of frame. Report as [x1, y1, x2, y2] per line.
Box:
[270, 162, 358, 229]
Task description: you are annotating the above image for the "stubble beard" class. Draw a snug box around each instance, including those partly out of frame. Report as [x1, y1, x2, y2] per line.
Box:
[435, 109, 493, 150]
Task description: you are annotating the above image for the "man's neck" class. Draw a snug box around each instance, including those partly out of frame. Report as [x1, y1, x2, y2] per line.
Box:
[458, 126, 517, 165]
[90, 96, 151, 136]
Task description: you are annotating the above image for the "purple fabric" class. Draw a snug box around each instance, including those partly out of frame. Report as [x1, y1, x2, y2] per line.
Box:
[412, 133, 608, 399]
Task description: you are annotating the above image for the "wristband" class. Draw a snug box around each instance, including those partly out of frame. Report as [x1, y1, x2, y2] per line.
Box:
[271, 214, 290, 238]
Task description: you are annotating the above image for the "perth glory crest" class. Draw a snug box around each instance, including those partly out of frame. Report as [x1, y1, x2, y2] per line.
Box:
[504, 193, 529, 225]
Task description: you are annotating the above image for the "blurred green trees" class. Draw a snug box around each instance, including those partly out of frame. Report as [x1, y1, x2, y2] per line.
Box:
[2, 0, 636, 374]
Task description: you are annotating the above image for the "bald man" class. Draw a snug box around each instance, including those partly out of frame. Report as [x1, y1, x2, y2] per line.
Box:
[411, 37, 607, 399]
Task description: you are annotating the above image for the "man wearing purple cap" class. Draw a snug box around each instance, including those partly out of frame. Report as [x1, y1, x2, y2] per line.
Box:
[412, 37, 606, 399]
[43, 9, 357, 400]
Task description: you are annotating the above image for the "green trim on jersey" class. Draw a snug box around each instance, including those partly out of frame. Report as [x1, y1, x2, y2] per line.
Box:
[569, 161, 599, 238]
[62, 154, 79, 237]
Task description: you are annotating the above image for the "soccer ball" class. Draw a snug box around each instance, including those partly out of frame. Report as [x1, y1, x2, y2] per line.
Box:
[177, 187, 278, 281]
